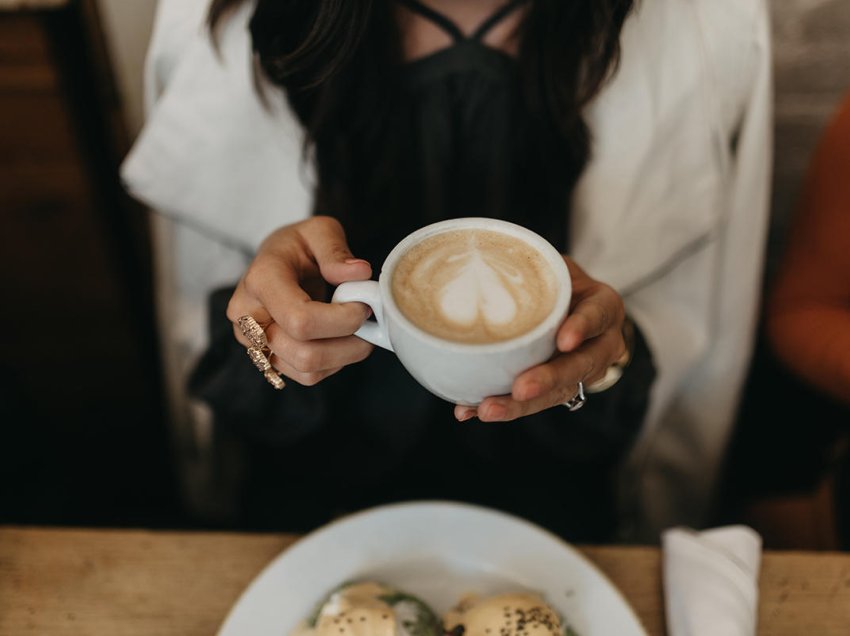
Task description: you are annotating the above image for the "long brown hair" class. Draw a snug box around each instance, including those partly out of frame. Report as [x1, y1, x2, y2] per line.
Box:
[210, 0, 633, 135]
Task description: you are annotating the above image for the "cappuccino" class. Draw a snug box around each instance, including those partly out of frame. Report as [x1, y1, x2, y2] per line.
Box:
[391, 229, 558, 344]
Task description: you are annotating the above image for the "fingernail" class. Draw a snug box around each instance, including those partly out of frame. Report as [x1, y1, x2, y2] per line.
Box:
[345, 258, 370, 266]
[456, 408, 476, 422]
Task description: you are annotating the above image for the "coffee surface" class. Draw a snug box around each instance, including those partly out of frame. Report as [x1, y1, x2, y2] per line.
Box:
[391, 229, 558, 343]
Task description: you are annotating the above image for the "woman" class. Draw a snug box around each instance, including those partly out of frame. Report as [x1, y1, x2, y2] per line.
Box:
[123, 0, 772, 540]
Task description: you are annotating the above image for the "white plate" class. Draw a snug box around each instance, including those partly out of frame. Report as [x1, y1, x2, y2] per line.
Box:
[217, 501, 648, 636]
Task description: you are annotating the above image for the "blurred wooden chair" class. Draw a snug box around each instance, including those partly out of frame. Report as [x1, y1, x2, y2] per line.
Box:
[736, 440, 847, 551]
[718, 339, 849, 551]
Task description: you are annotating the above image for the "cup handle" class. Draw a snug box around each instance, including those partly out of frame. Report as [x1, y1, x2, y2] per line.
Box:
[331, 281, 394, 352]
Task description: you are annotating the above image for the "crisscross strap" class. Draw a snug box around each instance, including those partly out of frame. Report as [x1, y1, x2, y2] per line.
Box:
[397, 0, 529, 43]
[470, 0, 529, 41]
[396, 0, 465, 42]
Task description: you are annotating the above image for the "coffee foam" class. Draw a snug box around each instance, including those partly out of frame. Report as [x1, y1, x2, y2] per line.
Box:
[391, 229, 558, 344]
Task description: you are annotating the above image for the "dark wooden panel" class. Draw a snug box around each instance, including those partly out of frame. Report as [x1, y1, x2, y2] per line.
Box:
[0, 6, 179, 532]
[0, 13, 52, 62]
[0, 13, 58, 91]
[0, 5, 161, 420]
[0, 93, 82, 161]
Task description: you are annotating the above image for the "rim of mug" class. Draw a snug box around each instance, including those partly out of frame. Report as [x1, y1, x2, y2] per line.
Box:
[378, 217, 572, 354]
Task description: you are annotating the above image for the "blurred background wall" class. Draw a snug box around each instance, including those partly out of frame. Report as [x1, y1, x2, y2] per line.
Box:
[95, 0, 156, 136]
[0, 0, 172, 528]
[770, 0, 850, 277]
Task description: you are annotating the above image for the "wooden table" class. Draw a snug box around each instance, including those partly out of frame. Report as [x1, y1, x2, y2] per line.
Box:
[1, 527, 849, 635]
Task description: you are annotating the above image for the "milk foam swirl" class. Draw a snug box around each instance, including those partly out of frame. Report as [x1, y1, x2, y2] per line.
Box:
[391, 229, 557, 344]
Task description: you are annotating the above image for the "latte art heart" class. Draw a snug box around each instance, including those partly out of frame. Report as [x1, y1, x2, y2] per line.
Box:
[392, 229, 558, 344]
[439, 251, 522, 327]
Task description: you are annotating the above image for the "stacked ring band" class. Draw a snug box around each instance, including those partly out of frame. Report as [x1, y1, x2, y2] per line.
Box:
[238, 315, 285, 390]
[238, 315, 269, 349]
[563, 381, 586, 412]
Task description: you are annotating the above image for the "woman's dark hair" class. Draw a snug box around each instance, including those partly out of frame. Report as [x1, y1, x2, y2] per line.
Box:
[209, 0, 634, 252]
[210, 0, 633, 134]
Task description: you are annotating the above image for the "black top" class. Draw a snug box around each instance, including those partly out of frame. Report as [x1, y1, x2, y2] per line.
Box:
[312, 0, 577, 266]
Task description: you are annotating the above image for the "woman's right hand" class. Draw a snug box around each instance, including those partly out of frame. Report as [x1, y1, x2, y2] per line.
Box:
[226, 216, 375, 386]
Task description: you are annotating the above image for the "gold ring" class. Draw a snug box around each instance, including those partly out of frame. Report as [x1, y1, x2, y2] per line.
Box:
[247, 346, 272, 372]
[264, 368, 286, 390]
[245, 347, 286, 389]
[237, 315, 269, 350]
[238, 315, 285, 389]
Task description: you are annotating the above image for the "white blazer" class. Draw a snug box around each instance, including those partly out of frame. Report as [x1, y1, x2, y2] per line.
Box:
[122, 0, 773, 540]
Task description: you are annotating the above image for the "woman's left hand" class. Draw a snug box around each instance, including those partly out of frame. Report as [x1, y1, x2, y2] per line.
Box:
[454, 255, 627, 422]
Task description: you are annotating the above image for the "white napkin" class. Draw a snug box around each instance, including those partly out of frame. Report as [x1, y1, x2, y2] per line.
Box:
[662, 525, 762, 636]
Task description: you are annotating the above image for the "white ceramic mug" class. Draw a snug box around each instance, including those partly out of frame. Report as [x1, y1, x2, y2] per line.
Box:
[331, 218, 572, 405]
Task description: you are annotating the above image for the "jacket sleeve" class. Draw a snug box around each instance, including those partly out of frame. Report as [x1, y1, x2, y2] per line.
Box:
[121, 0, 313, 251]
[626, 0, 774, 537]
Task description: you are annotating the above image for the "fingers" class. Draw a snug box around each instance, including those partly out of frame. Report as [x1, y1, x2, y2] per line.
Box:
[267, 294, 370, 341]
[453, 258, 628, 423]
[475, 384, 578, 423]
[225, 217, 378, 389]
[511, 339, 601, 403]
[475, 360, 588, 423]
[228, 284, 373, 377]
[299, 216, 373, 285]
[457, 329, 620, 423]
[227, 279, 273, 348]
[227, 311, 372, 386]
[270, 353, 344, 387]
[557, 284, 623, 352]
[229, 217, 374, 343]
[233, 261, 371, 341]
[265, 323, 374, 373]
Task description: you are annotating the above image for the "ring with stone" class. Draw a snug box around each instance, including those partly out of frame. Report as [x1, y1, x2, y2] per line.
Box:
[563, 381, 586, 412]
